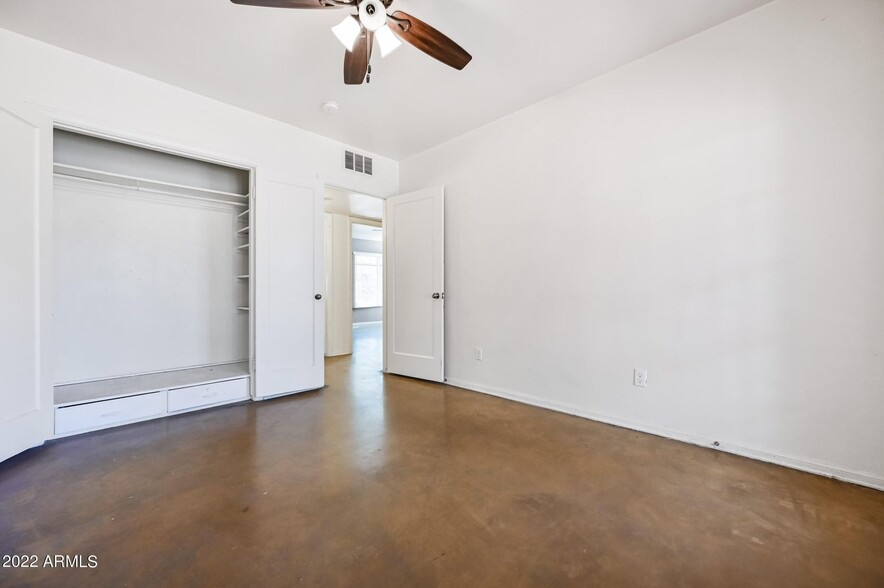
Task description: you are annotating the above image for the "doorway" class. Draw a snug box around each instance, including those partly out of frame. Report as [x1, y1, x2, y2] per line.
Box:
[323, 186, 384, 368]
[351, 221, 384, 367]
[323, 184, 446, 382]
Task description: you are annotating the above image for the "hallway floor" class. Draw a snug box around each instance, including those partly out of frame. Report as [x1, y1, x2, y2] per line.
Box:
[352, 321, 382, 365]
[1, 346, 882, 586]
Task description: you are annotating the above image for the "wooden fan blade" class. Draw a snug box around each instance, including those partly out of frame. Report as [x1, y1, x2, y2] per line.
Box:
[387, 11, 472, 70]
[344, 30, 373, 85]
[230, 0, 346, 9]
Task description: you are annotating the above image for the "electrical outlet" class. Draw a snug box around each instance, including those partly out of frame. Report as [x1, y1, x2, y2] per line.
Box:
[633, 369, 648, 387]
[475, 346, 483, 361]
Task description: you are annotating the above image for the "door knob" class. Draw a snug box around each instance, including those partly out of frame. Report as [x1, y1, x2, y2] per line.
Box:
[315, 294, 323, 300]
[432, 293, 441, 299]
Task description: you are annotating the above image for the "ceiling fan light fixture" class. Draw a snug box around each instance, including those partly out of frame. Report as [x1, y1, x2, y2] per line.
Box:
[233, 0, 473, 84]
[375, 24, 402, 58]
[358, 0, 387, 32]
[332, 15, 361, 52]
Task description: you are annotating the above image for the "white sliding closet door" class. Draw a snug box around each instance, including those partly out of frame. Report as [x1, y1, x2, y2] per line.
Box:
[253, 173, 325, 399]
[0, 105, 52, 462]
[385, 187, 445, 382]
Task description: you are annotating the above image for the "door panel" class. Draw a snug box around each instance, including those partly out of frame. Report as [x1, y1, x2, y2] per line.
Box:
[0, 106, 52, 462]
[385, 187, 444, 382]
[254, 174, 324, 399]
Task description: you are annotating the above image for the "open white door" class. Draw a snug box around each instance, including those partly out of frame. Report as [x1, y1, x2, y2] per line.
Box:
[253, 173, 324, 399]
[385, 187, 444, 382]
[0, 105, 52, 462]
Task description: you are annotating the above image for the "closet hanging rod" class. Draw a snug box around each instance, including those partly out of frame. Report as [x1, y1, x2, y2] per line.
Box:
[53, 170, 248, 209]
[53, 163, 250, 200]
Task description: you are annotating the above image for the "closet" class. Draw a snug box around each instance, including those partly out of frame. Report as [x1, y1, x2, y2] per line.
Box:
[51, 128, 324, 437]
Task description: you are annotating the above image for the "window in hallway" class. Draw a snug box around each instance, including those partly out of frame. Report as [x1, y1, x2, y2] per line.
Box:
[354, 252, 383, 309]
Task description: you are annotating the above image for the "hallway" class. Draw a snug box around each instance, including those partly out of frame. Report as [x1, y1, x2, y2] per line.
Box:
[352, 321, 383, 369]
[1, 349, 882, 586]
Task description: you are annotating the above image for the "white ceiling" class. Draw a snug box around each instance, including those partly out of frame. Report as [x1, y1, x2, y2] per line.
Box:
[352, 222, 383, 242]
[0, 0, 771, 159]
[324, 186, 384, 220]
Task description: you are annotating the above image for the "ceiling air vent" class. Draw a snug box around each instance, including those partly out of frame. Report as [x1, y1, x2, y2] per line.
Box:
[344, 149, 373, 176]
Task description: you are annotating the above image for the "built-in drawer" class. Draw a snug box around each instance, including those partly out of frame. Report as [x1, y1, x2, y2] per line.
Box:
[55, 392, 166, 436]
[167, 378, 249, 413]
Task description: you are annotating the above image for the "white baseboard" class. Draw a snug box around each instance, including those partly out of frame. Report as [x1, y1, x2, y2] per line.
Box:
[445, 378, 884, 492]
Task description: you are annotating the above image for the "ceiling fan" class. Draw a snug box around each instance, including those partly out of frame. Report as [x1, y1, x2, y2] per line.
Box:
[230, 0, 473, 85]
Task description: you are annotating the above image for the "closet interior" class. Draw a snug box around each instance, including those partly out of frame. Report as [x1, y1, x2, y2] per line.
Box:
[52, 128, 254, 436]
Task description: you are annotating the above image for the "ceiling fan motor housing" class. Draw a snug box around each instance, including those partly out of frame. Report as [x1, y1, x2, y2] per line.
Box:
[358, 0, 386, 32]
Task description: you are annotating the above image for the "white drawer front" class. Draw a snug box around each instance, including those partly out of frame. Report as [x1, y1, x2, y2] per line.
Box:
[55, 392, 166, 435]
[167, 378, 249, 413]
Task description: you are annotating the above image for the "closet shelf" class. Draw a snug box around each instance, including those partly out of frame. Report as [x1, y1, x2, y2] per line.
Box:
[237, 307, 250, 312]
[237, 209, 250, 220]
[236, 243, 250, 251]
[236, 275, 250, 280]
[237, 226, 250, 235]
[54, 163, 249, 207]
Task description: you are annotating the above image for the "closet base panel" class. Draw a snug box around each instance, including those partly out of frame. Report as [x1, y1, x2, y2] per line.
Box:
[52, 366, 251, 438]
[167, 378, 250, 414]
[55, 392, 166, 437]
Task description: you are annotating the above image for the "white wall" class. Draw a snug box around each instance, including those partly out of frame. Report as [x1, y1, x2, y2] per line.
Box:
[324, 213, 353, 356]
[353, 309, 382, 325]
[400, 0, 884, 488]
[53, 179, 248, 383]
[353, 238, 382, 255]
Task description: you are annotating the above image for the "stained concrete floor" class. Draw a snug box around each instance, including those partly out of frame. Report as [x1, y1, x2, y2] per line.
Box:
[1, 324, 882, 587]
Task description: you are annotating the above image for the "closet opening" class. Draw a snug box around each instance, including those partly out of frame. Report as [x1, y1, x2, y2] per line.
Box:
[51, 127, 255, 436]
[323, 186, 384, 370]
